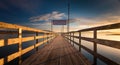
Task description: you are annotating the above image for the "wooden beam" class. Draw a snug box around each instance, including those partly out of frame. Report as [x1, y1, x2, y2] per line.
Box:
[18, 28, 22, 65]
[0, 58, 4, 65]
[71, 36, 120, 49]
[78, 23, 120, 32]
[0, 22, 51, 33]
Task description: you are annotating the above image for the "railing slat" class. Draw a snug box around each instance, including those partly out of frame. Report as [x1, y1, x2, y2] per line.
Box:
[78, 23, 120, 32]
[0, 35, 53, 47]
[70, 36, 120, 49]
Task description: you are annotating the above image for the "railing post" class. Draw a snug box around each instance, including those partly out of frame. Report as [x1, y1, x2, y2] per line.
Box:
[36, 32, 38, 51]
[70, 33, 71, 44]
[18, 28, 22, 65]
[47, 33, 49, 44]
[93, 30, 97, 65]
[43, 33, 45, 44]
[73, 32, 74, 46]
[79, 32, 81, 52]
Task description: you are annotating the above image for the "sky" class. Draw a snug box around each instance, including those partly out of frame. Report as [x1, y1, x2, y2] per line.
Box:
[0, 0, 120, 32]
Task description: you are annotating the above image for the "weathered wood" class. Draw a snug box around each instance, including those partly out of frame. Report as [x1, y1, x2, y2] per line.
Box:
[0, 39, 4, 47]
[93, 30, 97, 65]
[0, 58, 4, 65]
[79, 32, 81, 52]
[21, 35, 91, 65]
[18, 28, 22, 65]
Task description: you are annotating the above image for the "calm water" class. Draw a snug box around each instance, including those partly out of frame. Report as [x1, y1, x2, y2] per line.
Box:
[69, 30, 120, 65]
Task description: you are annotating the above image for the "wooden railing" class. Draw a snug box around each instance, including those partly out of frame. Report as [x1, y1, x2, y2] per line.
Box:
[0, 22, 56, 65]
[63, 23, 120, 65]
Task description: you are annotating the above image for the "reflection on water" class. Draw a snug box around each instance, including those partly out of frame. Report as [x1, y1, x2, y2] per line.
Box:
[73, 31, 120, 64]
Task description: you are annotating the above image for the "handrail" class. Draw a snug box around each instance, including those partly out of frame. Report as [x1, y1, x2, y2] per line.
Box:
[0, 22, 56, 65]
[0, 22, 51, 33]
[63, 23, 120, 65]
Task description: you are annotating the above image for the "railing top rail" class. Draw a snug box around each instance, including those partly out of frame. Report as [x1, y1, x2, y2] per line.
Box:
[79, 23, 120, 32]
[0, 22, 52, 33]
[67, 23, 120, 33]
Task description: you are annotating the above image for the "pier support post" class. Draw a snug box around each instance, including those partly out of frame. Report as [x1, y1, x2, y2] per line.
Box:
[73, 32, 74, 46]
[70, 33, 71, 44]
[18, 28, 22, 65]
[47, 33, 49, 44]
[36, 32, 39, 51]
[79, 32, 81, 52]
[93, 30, 97, 65]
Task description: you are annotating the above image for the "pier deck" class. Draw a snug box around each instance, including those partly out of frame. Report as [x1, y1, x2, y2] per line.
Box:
[21, 35, 91, 65]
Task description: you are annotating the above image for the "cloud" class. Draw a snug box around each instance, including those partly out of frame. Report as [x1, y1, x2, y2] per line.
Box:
[67, 14, 120, 31]
[73, 15, 120, 26]
[29, 11, 66, 22]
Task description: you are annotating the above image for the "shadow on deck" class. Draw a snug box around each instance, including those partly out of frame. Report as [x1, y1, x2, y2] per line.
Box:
[21, 35, 91, 65]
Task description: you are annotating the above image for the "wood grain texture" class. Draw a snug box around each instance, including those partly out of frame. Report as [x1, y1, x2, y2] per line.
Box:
[21, 35, 91, 65]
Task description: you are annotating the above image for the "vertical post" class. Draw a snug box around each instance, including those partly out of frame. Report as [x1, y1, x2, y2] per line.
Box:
[79, 32, 81, 52]
[36, 32, 38, 51]
[70, 33, 71, 44]
[93, 30, 97, 65]
[43, 33, 45, 44]
[73, 32, 74, 46]
[47, 33, 48, 44]
[18, 28, 22, 65]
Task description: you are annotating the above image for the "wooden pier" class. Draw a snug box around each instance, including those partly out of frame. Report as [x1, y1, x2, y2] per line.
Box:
[21, 35, 91, 65]
[0, 22, 120, 65]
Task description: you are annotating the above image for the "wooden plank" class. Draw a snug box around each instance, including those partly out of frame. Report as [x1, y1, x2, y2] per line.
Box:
[8, 38, 19, 45]
[0, 39, 4, 47]
[22, 45, 34, 55]
[0, 58, 4, 65]
[0, 35, 53, 47]
[77, 23, 120, 32]
[22, 36, 35, 42]
[21, 35, 91, 65]
[7, 52, 20, 62]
